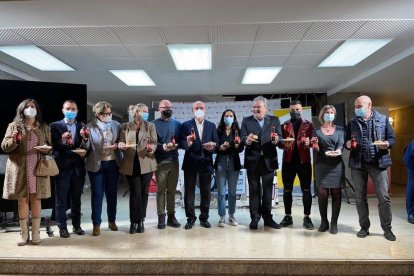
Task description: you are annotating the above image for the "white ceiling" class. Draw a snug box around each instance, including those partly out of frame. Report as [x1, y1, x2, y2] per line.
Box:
[1, 0, 414, 112]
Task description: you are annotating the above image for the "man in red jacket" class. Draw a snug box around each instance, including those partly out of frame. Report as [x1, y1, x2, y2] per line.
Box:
[279, 100, 315, 230]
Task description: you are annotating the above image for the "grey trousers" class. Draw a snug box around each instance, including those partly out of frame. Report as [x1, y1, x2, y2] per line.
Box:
[155, 160, 179, 215]
[351, 164, 392, 231]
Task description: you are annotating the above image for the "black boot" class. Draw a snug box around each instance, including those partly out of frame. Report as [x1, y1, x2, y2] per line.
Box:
[158, 214, 166, 229]
[137, 219, 145, 233]
[167, 214, 181, 228]
[129, 223, 138, 234]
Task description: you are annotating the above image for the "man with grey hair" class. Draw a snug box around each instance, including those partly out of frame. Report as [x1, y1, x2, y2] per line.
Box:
[241, 96, 282, 230]
[345, 95, 396, 241]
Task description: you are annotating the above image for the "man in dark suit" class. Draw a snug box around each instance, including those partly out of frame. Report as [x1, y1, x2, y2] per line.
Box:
[241, 96, 282, 230]
[50, 100, 86, 238]
[181, 101, 219, 229]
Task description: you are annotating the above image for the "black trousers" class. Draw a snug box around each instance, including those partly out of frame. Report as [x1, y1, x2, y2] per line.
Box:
[247, 157, 274, 221]
[281, 161, 312, 215]
[126, 172, 153, 222]
[184, 171, 212, 222]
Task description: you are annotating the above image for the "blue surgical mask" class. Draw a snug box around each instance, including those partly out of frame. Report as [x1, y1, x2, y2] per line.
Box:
[141, 112, 149, 121]
[194, 109, 205, 119]
[323, 114, 335, 122]
[224, 117, 233, 126]
[355, 108, 366, 117]
[64, 111, 77, 120]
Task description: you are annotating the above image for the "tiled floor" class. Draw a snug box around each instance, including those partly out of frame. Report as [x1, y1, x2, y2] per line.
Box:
[1, 184, 413, 262]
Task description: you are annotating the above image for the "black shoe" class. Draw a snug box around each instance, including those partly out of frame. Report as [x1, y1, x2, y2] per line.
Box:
[129, 223, 138, 234]
[408, 214, 414, 224]
[318, 220, 329, 232]
[167, 214, 181, 228]
[59, 228, 70, 238]
[279, 215, 293, 227]
[157, 214, 166, 229]
[357, 228, 369, 238]
[384, 229, 396, 241]
[72, 226, 85, 235]
[303, 217, 314, 230]
[329, 223, 338, 234]
[264, 218, 281, 229]
[185, 220, 195, 230]
[249, 220, 259, 230]
[137, 220, 145, 233]
[200, 220, 211, 228]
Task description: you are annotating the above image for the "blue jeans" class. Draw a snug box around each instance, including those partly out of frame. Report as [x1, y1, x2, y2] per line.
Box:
[87, 160, 120, 226]
[216, 155, 240, 217]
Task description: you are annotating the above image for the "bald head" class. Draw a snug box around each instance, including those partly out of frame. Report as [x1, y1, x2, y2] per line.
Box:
[158, 99, 172, 110]
[355, 95, 372, 119]
[192, 101, 206, 122]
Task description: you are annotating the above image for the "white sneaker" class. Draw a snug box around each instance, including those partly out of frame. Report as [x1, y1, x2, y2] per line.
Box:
[218, 216, 225, 227]
[228, 215, 238, 226]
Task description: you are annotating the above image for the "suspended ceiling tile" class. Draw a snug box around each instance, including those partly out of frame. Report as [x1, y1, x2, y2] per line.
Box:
[256, 22, 312, 42]
[351, 19, 414, 39]
[127, 45, 170, 59]
[41, 45, 92, 58]
[0, 29, 31, 45]
[62, 27, 122, 45]
[214, 43, 253, 57]
[211, 24, 258, 43]
[284, 55, 325, 67]
[248, 56, 287, 67]
[161, 25, 210, 44]
[303, 21, 366, 40]
[252, 41, 298, 56]
[292, 40, 341, 55]
[110, 26, 165, 45]
[214, 56, 249, 68]
[14, 28, 76, 46]
[97, 59, 139, 70]
[83, 45, 133, 58]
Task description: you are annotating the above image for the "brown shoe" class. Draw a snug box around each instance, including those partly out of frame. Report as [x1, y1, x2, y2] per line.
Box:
[108, 222, 118, 231]
[92, 225, 100, 236]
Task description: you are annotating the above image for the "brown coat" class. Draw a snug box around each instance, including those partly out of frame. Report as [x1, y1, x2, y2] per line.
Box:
[2, 121, 52, 200]
[119, 121, 157, 175]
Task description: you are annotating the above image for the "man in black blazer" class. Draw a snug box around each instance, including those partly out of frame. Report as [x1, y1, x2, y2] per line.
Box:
[241, 96, 282, 230]
[181, 101, 219, 229]
[50, 100, 86, 238]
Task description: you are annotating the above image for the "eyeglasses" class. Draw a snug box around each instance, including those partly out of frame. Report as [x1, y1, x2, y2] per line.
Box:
[160, 106, 172, 110]
[99, 112, 112, 116]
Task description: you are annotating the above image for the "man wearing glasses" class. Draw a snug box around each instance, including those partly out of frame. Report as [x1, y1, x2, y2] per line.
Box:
[152, 99, 182, 229]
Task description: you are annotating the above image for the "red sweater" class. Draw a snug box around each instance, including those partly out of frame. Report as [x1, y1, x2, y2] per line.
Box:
[279, 119, 314, 163]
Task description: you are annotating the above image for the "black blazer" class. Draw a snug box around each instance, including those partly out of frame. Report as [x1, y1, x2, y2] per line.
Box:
[50, 119, 85, 170]
[240, 115, 282, 171]
[214, 129, 244, 171]
[181, 118, 219, 173]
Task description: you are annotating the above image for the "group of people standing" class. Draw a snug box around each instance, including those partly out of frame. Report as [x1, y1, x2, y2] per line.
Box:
[1, 94, 397, 246]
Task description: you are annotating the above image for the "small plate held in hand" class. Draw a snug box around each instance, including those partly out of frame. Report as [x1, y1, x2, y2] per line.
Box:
[325, 151, 341, 157]
[34, 145, 52, 150]
[72, 149, 87, 154]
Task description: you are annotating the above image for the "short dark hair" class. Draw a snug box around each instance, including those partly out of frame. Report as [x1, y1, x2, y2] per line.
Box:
[290, 100, 302, 106]
[63, 100, 77, 107]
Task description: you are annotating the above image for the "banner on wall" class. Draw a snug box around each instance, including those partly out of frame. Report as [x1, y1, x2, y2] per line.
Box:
[273, 107, 315, 195]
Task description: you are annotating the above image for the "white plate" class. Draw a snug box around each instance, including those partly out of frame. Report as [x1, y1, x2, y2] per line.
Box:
[325, 151, 341, 156]
[203, 142, 217, 147]
[372, 141, 387, 146]
[281, 138, 295, 142]
[166, 143, 179, 148]
[103, 144, 117, 149]
[124, 143, 138, 148]
[33, 145, 52, 150]
[72, 149, 87, 154]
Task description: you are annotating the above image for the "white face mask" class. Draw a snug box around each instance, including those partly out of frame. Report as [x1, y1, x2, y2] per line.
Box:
[194, 109, 205, 119]
[101, 114, 112, 123]
[24, 107, 37, 118]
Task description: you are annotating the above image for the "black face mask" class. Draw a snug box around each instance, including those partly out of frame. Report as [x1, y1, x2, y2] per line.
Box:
[162, 109, 173, 118]
[290, 111, 301, 121]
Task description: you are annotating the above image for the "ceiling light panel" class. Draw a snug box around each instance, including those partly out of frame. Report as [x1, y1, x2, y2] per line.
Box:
[318, 39, 392, 67]
[0, 45, 75, 71]
[242, 67, 282, 84]
[109, 69, 156, 86]
[167, 44, 212, 70]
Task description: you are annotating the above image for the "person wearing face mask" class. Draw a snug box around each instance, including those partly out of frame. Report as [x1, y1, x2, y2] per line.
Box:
[2, 99, 52, 246]
[151, 100, 182, 229]
[311, 105, 345, 234]
[278, 100, 315, 230]
[241, 96, 282, 230]
[181, 101, 219, 229]
[214, 109, 244, 227]
[118, 103, 157, 234]
[50, 100, 87, 238]
[81, 101, 122, 236]
[345, 95, 396, 241]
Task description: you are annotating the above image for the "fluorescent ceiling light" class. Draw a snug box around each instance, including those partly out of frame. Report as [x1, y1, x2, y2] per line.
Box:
[242, 67, 282, 84]
[167, 44, 212, 70]
[0, 45, 74, 71]
[109, 70, 156, 86]
[318, 39, 392, 67]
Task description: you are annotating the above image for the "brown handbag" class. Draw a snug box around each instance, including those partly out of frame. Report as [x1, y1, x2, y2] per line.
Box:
[35, 155, 59, 177]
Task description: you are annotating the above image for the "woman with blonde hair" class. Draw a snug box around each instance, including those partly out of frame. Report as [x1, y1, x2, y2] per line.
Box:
[82, 101, 122, 236]
[311, 105, 345, 234]
[118, 103, 157, 233]
[2, 99, 52, 245]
